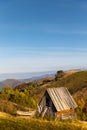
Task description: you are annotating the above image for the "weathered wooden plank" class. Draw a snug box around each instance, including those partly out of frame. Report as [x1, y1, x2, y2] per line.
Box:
[56, 109, 74, 115]
[16, 110, 36, 116]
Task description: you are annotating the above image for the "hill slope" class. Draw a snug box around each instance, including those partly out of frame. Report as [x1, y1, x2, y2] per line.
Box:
[0, 82, 5, 89]
[54, 71, 87, 93]
[15, 70, 87, 102]
[15, 70, 87, 109]
[1, 70, 87, 121]
[2, 79, 22, 88]
[0, 112, 87, 130]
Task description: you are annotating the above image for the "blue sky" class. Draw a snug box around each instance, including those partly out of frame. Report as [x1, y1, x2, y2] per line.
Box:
[0, 0, 87, 73]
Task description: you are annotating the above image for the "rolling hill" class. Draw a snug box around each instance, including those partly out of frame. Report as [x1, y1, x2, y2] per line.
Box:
[2, 79, 22, 88]
[0, 79, 22, 89]
[0, 70, 87, 121]
[15, 70, 87, 97]
[15, 70, 87, 111]
[0, 73, 55, 89]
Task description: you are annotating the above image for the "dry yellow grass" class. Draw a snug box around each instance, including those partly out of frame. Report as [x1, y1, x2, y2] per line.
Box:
[0, 112, 11, 118]
[64, 70, 80, 78]
[0, 112, 87, 130]
[78, 121, 87, 129]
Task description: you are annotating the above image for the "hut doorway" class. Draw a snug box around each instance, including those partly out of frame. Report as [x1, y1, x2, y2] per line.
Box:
[46, 93, 52, 107]
[46, 97, 50, 107]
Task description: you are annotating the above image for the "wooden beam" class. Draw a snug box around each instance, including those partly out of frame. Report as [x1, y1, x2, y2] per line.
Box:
[56, 109, 74, 115]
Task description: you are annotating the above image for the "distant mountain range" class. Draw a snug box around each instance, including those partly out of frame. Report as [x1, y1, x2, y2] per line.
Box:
[0, 72, 55, 89]
[21, 73, 55, 82]
[0, 71, 56, 81]
[1, 69, 85, 89]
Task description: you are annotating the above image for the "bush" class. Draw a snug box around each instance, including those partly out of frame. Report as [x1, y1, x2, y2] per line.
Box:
[0, 99, 16, 115]
[55, 70, 65, 81]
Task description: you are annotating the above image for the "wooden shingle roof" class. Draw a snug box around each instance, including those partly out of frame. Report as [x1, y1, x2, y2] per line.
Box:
[47, 87, 77, 111]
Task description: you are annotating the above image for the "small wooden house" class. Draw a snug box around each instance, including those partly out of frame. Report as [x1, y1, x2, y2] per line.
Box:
[37, 87, 77, 120]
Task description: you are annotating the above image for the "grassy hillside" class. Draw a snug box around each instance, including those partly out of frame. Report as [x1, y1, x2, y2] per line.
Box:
[14, 70, 87, 120]
[14, 70, 87, 105]
[0, 112, 87, 130]
[17, 70, 87, 102]
[19, 70, 87, 91]
[56, 71, 87, 93]
[0, 70, 87, 121]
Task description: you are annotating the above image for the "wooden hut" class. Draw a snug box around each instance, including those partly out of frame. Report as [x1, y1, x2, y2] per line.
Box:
[37, 87, 77, 120]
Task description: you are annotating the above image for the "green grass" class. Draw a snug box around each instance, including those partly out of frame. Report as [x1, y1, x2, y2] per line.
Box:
[33, 71, 87, 96]
[53, 71, 87, 93]
[0, 113, 87, 130]
[12, 71, 87, 104]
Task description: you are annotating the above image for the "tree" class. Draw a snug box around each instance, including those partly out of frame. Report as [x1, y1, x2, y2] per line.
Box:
[55, 70, 65, 81]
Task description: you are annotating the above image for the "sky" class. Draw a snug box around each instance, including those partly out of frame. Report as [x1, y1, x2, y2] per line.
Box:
[0, 0, 87, 74]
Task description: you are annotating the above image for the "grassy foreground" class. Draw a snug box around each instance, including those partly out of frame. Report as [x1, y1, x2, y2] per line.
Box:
[0, 112, 87, 130]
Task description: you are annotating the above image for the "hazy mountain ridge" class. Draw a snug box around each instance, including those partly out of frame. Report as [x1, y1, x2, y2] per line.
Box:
[21, 73, 55, 82]
[0, 71, 55, 81]
[0, 73, 55, 89]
